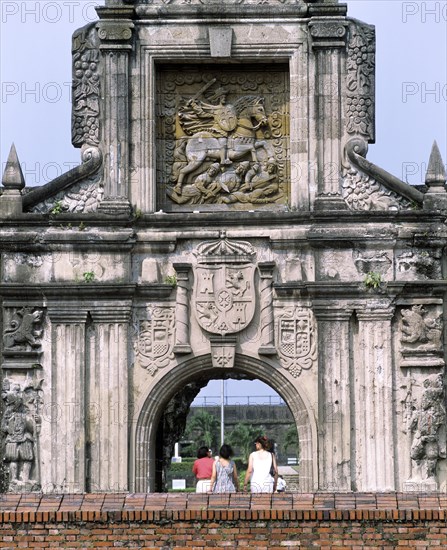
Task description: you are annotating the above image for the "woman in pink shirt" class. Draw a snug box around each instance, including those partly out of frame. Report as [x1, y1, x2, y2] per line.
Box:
[192, 446, 214, 493]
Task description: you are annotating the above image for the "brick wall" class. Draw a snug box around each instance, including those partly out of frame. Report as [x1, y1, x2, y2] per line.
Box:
[0, 493, 446, 549]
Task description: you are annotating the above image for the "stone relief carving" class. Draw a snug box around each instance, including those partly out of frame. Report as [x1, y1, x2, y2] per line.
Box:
[405, 374, 446, 484]
[401, 306, 442, 352]
[157, 68, 289, 209]
[1, 378, 43, 492]
[72, 24, 100, 148]
[30, 172, 104, 214]
[277, 306, 317, 378]
[346, 22, 375, 141]
[342, 165, 413, 211]
[193, 233, 256, 336]
[397, 250, 442, 281]
[134, 308, 175, 376]
[353, 250, 392, 276]
[3, 308, 44, 351]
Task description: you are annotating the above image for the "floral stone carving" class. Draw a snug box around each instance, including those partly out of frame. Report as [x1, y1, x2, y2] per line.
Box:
[72, 24, 101, 148]
[346, 22, 375, 141]
[157, 67, 289, 210]
[400, 305, 444, 368]
[277, 307, 317, 378]
[1, 378, 43, 492]
[134, 308, 175, 376]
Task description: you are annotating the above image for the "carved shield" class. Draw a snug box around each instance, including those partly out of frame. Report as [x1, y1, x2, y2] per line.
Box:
[279, 308, 313, 359]
[194, 264, 255, 335]
[216, 106, 238, 133]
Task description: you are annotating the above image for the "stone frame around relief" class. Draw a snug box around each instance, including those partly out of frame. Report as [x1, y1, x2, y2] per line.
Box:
[156, 63, 290, 212]
[132, 27, 310, 213]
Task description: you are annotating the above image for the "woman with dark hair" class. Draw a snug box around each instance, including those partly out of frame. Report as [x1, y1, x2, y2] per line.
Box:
[192, 446, 214, 493]
[210, 444, 239, 493]
[243, 435, 278, 493]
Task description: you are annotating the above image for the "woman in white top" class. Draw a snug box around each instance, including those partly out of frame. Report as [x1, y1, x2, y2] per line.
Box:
[243, 435, 278, 493]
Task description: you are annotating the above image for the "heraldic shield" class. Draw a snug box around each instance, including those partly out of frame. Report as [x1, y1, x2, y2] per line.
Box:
[193, 233, 257, 336]
[194, 264, 256, 336]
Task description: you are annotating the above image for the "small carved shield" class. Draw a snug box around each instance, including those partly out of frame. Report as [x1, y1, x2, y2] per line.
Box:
[134, 308, 174, 373]
[216, 106, 238, 133]
[194, 264, 255, 335]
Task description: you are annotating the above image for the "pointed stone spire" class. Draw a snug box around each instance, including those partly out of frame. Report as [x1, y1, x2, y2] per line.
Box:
[2, 143, 25, 191]
[425, 140, 446, 193]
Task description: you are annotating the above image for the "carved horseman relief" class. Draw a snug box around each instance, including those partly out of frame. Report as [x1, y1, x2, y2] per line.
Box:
[157, 66, 289, 210]
[1, 378, 43, 492]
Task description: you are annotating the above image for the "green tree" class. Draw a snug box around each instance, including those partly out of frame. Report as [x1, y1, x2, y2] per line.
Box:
[185, 410, 220, 450]
[283, 424, 300, 458]
[227, 423, 260, 464]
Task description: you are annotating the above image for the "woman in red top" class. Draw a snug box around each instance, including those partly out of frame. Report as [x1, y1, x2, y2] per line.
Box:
[192, 446, 215, 493]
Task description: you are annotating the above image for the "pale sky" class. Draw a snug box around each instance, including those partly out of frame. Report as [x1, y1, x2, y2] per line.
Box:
[1, 1, 446, 401]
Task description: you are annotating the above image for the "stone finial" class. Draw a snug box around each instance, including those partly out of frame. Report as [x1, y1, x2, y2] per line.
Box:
[2, 144, 25, 191]
[425, 140, 446, 192]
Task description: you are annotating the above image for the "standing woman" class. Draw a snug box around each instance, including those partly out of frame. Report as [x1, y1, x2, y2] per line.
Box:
[192, 446, 214, 493]
[243, 435, 278, 493]
[210, 444, 239, 493]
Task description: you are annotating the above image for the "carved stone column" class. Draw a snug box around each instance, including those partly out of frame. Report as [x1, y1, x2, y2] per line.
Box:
[96, 7, 134, 216]
[173, 263, 192, 355]
[355, 307, 396, 491]
[88, 303, 131, 492]
[258, 262, 276, 355]
[47, 308, 88, 493]
[314, 307, 352, 491]
[309, 19, 348, 211]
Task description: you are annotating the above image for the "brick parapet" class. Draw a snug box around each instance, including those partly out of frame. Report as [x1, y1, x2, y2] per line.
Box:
[1, 492, 447, 523]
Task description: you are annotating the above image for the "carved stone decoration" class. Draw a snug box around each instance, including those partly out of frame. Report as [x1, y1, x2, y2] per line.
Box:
[404, 374, 446, 488]
[30, 172, 104, 214]
[397, 250, 442, 281]
[134, 308, 175, 376]
[1, 378, 43, 492]
[3, 308, 44, 351]
[157, 66, 289, 210]
[277, 306, 317, 378]
[72, 24, 101, 148]
[342, 165, 413, 211]
[400, 305, 444, 368]
[346, 22, 375, 141]
[353, 250, 392, 276]
[193, 232, 256, 336]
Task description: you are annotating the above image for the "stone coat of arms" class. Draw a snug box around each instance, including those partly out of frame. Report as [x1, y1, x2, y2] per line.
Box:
[193, 233, 256, 336]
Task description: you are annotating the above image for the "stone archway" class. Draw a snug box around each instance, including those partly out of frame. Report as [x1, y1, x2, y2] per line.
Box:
[134, 353, 317, 492]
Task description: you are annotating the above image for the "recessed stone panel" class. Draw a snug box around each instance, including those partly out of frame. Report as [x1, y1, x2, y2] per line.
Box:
[156, 64, 290, 211]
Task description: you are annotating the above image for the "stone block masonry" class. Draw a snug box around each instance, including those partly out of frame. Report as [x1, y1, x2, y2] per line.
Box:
[0, 493, 446, 548]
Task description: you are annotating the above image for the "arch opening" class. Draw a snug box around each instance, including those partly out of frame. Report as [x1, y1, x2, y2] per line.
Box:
[134, 354, 316, 492]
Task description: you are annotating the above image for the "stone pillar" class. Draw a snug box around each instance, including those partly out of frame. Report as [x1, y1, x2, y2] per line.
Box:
[309, 19, 348, 211]
[258, 262, 276, 355]
[355, 308, 396, 491]
[88, 304, 131, 492]
[314, 307, 352, 491]
[96, 7, 134, 216]
[173, 263, 192, 354]
[48, 309, 88, 493]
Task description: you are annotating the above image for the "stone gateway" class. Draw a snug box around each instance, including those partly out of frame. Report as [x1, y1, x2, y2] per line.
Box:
[1, 0, 446, 495]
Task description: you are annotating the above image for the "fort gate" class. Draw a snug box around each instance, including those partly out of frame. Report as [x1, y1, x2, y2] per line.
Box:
[1, 0, 446, 495]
